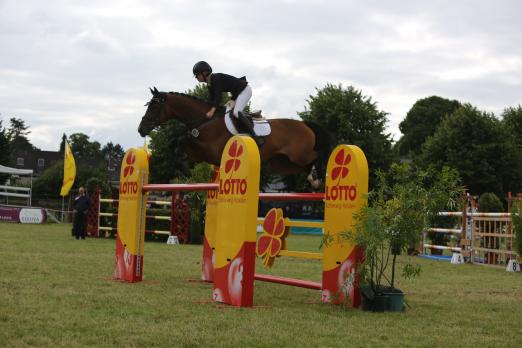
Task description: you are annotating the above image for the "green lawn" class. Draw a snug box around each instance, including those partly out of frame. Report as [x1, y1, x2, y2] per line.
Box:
[1, 222, 521, 347]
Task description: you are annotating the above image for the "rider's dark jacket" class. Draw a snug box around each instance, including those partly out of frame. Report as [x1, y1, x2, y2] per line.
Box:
[207, 73, 248, 107]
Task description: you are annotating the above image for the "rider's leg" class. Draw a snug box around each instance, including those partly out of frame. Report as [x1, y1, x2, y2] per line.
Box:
[233, 85, 264, 146]
[233, 85, 252, 116]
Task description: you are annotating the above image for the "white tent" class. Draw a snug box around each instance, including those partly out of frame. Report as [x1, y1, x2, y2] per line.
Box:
[0, 165, 33, 206]
[0, 164, 34, 176]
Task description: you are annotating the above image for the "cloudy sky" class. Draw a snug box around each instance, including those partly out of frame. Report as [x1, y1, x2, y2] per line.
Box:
[1, 0, 521, 151]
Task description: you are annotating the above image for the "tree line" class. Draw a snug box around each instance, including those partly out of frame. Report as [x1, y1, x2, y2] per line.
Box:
[0, 117, 125, 197]
[2, 83, 521, 205]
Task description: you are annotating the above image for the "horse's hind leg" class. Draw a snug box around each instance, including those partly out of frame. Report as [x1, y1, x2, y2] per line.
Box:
[268, 156, 321, 189]
[266, 155, 311, 175]
[306, 165, 321, 189]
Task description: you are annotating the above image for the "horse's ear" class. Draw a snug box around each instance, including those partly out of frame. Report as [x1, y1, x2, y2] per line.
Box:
[153, 87, 159, 94]
[149, 87, 154, 95]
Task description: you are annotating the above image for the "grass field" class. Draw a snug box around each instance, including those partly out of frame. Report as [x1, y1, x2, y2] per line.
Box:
[1, 222, 521, 347]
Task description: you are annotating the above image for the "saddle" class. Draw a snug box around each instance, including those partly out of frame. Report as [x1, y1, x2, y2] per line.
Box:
[224, 100, 265, 120]
[248, 110, 264, 119]
[225, 112, 271, 137]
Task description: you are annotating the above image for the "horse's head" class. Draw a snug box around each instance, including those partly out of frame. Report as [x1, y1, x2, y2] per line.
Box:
[138, 87, 169, 137]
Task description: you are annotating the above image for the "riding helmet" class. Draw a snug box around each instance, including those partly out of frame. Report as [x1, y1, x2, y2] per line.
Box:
[193, 61, 212, 76]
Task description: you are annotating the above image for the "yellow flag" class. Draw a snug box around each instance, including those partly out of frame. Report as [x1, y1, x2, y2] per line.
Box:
[60, 141, 76, 196]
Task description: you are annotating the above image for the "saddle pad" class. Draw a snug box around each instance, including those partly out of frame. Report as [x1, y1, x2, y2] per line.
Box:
[225, 114, 271, 136]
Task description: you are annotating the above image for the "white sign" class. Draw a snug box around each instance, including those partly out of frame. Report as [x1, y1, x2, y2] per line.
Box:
[451, 253, 465, 264]
[19, 208, 46, 224]
[506, 259, 521, 272]
[166, 235, 179, 245]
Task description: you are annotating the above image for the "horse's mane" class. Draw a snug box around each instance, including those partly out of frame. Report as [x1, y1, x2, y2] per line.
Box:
[168, 92, 225, 115]
[169, 92, 212, 107]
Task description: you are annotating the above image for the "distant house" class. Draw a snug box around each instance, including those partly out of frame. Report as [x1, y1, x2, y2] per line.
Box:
[11, 148, 121, 180]
[11, 149, 62, 176]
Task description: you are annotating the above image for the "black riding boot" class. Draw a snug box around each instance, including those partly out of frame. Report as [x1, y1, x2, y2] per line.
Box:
[237, 112, 264, 146]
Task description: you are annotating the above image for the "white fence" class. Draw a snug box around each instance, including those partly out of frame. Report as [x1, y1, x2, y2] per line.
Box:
[423, 211, 518, 267]
[0, 185, 32, 206]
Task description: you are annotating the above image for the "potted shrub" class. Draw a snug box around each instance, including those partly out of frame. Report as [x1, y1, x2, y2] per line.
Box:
[340, 164, 462, 312]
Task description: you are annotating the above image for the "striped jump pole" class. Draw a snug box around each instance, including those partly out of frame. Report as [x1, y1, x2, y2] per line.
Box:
[98, 200, 173, 237]
[437, 212, 511, 218]
[427, 227, 462, 235]
[423, 244, 462, 252]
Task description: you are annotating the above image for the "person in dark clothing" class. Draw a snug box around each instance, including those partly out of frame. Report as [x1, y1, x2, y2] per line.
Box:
[72, 186, 90, 240]
[193, 60, 264, 146]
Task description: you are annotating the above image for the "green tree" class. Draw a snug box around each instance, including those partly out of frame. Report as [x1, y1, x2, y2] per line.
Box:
[102, 142, 125, 170]
[418, 104, 522, 197]
[32, 161, 64, 196]
[0, 121, 10, 183]
[502, 105, 522, 148]
[6, 118, 37, 165]
[397, 96, 461, 156]
[33, 159, 111, 197]
[148, 120, 190, 183]
[478, 192, 504, 212]
[299, 83, 395, 187]
[6, 117, 31, 143]
[68, 133, 103, 163]
[0, 120, 9, 165]
[59, 133, 67, 152]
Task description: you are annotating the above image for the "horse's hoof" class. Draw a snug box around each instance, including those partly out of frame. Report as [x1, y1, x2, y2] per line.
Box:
[307, 175, 321, 189]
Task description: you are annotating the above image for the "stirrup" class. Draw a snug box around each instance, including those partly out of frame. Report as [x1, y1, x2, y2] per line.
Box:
[253, 136, 264, 147]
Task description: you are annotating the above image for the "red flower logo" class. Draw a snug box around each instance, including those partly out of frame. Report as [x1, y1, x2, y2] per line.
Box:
[256, 208, 287, 268]
[331, 149, 351, 183]
[225, 140, 243, 174]
[123, 151, 135, 178]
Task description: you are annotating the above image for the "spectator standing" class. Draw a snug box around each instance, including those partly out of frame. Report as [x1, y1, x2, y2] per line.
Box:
[72, 186, 90, 240]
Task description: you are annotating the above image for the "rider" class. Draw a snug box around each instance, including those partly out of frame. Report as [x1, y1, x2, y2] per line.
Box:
[192, 61, 264, 146]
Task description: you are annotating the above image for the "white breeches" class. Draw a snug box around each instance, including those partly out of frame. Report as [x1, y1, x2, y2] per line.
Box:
[226, 85, 252, 118]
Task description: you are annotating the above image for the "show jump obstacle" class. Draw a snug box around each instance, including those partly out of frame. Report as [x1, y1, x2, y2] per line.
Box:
[114, 135, 368, 307]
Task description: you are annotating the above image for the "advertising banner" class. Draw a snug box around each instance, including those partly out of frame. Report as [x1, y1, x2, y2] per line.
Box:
[0, 207, 46, 224]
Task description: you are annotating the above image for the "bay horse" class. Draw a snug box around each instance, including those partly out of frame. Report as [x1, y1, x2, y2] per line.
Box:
[138, 87, 331, 187]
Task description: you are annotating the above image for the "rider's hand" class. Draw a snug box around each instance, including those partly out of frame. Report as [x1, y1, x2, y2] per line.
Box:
[206, 108, 216, 118]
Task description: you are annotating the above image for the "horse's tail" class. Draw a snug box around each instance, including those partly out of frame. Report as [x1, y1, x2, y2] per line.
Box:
[304, 121, 332, 178]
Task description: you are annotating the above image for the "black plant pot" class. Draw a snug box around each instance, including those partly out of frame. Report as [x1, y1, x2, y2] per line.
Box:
[361, 294, 389, 312]
[360, 286, 390, 312]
